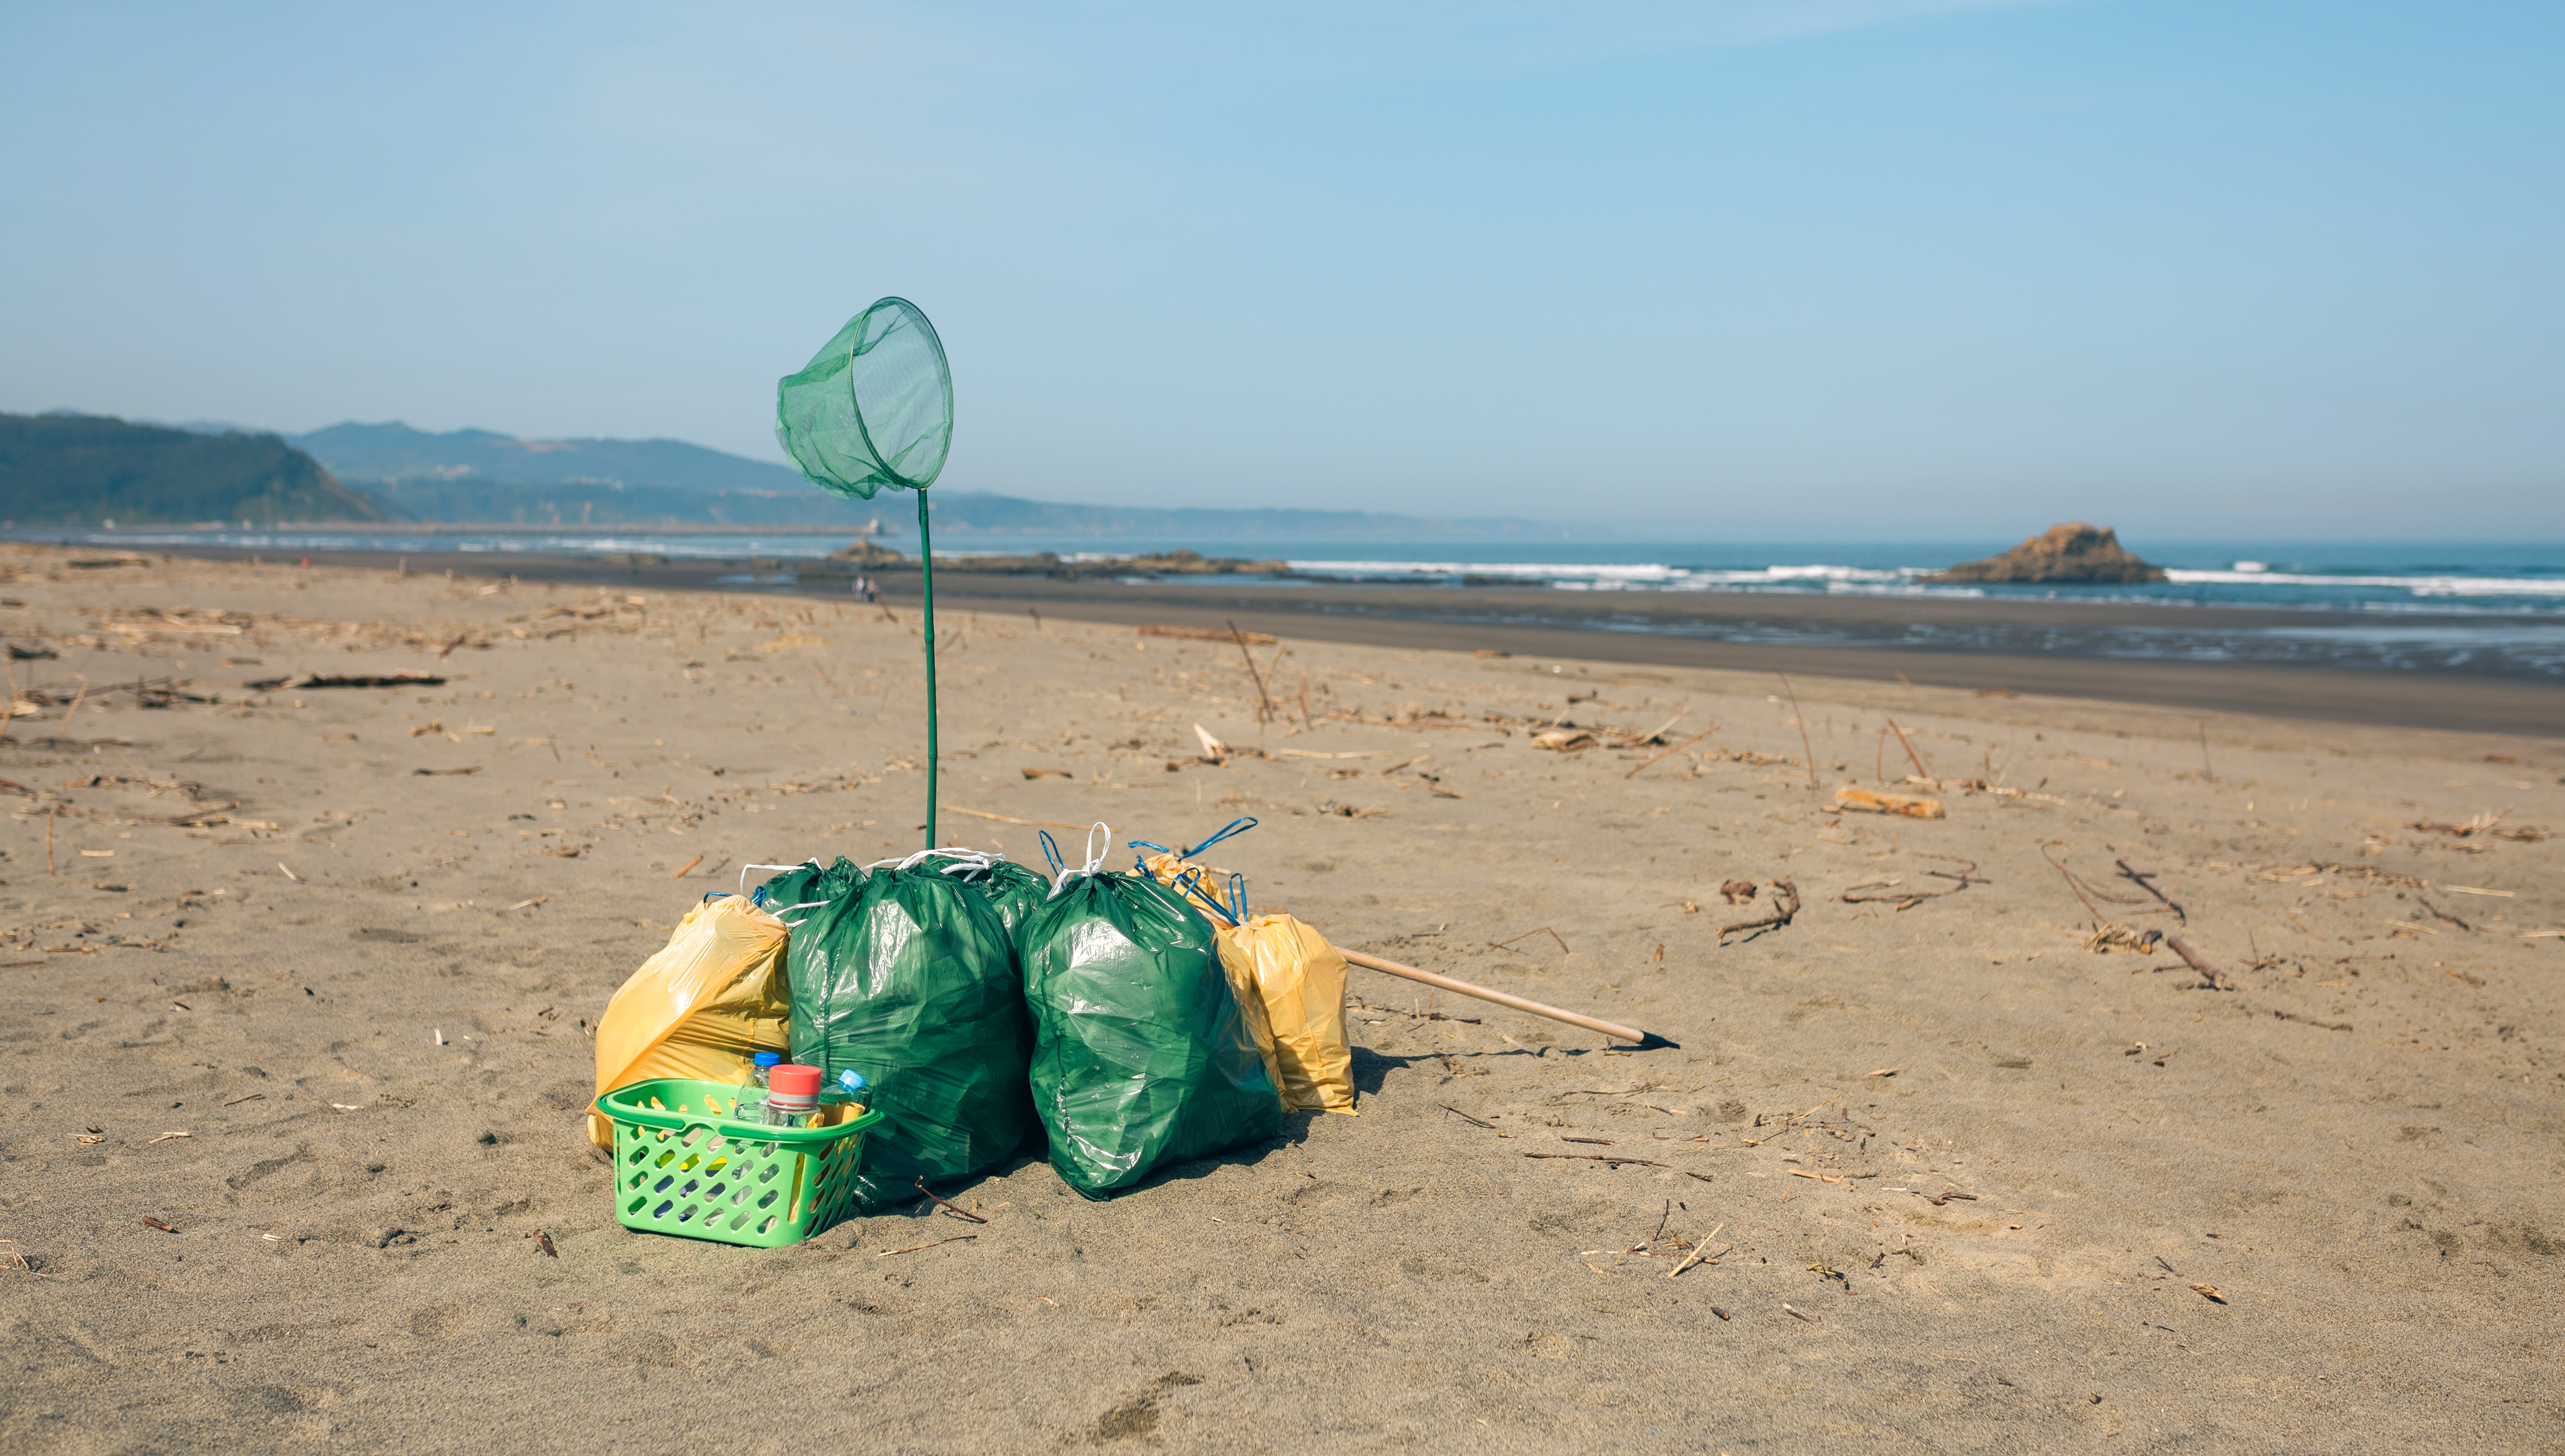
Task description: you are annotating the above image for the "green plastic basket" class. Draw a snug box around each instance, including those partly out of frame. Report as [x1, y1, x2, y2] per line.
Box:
[595, 1077, 886, 1247]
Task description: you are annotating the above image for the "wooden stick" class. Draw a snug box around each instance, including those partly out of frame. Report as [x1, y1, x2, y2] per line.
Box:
[1626, 725, 1719, 779]
[1613, 708, 1689, 748]
[1885, 716, 1932, 783]
[1487, 925, 1570, 954]
[670, 853, 704, 879]
[947, 806, 1090, 830]
[1776, 674, 1817, 789]
[58, 676, 89, 742]
[2113, 859, 2186, 923]
[913, 1177, 990, 1223]
[1716, 878, 1800, 942]
[1225, 617, 1277, 725]
[1668, 1222, 1725, 1279]
[2165, 936, 2227, 988]
[1342, 948, 1673, 1048]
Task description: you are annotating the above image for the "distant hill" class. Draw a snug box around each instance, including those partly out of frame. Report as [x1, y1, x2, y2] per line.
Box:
[289, 421, 894, 527]
[268, 419, 1564, 536]
[290, 421, 811, 493]
[45, 415, 1559, 536]
[0, 412, 386, 526]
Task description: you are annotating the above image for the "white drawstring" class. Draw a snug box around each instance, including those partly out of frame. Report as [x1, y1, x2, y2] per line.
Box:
[869, 845, 989, 871]
[1046, 823, 1113, 898]
[739, 861, 815, 898]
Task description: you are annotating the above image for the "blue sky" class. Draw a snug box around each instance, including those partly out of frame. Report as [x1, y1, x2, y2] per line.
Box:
[4, 1, 2557, 536]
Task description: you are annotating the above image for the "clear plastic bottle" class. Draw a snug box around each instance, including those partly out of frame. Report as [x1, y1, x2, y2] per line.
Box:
[820, 1068, 869, 1109]
[734, 1051, 784, 1124]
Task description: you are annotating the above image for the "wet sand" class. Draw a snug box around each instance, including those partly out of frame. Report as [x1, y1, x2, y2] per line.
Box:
[2, 545, 2560, 1452]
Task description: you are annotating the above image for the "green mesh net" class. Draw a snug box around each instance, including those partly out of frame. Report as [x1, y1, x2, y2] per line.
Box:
[775, 297, 956, 848]
[775, 298, 952, 498]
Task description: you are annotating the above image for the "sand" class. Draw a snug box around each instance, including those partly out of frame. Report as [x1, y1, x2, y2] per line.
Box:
[144, 544, 2565, 738]
[1, 545, 2559, 1452]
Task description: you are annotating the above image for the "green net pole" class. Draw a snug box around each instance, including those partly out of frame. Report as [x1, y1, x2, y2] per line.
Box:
[917, 488, 937, 850]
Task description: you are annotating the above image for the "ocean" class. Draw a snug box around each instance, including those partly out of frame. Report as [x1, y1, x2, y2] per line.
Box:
[25, 529, 2565, 679]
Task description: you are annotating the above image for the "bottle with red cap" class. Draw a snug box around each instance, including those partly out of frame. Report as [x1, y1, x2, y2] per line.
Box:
[760, 1064, 823, 1127]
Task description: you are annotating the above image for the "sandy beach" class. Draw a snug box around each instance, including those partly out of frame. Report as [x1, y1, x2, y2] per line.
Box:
[2, 544, 2560, 1452]
[134, 543, 2565, 739]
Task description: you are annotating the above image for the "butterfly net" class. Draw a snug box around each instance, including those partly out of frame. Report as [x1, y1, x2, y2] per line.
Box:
[776, 298, 952, 498]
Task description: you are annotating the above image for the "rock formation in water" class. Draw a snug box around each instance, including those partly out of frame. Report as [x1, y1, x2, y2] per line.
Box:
[1926, 524, 2168, 584]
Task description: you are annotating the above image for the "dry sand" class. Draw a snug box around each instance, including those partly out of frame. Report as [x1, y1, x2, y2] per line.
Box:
[1, 546, 2559, 1452]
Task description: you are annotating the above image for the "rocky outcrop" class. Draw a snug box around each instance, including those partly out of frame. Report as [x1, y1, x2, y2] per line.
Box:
[1926, 524, 2167, 584]
[831, 539, 907, 566]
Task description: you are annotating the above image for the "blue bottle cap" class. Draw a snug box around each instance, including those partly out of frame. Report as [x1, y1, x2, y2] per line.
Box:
[753, 1051, 782, 1068]
[836, 1069, 867, 1092]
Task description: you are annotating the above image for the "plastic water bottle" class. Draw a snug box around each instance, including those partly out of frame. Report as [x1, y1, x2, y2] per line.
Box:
[821, 1068, 869, 1108]
[764, 1065, 822, 1127]
[732, 1051, 784, 1124]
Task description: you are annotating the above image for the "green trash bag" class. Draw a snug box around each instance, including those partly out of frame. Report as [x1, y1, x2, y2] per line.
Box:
[1018, 859, 1283, 1200]
[759, 856, 1035, 1212]
[910, 850, 1054, 939]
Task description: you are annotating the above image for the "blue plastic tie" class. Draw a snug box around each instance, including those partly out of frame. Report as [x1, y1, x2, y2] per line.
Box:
[1175, 868, 1239, 926]
[1228, 872, 1248, 923]
[1126, 839, 1174, 855]
[1039, 831, 1064, 876]
[1181, 817, 1258, 858]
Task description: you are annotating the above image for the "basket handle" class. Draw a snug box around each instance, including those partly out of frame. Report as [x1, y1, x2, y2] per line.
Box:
[596, 1095, 884, 1144]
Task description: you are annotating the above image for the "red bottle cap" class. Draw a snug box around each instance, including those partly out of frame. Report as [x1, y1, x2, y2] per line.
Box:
[768, 1064, 822, 1097]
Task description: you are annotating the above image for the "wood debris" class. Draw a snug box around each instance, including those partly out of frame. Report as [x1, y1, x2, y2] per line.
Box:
[1834, 788, 1944, 819]
[1717, 879, 1800, 944]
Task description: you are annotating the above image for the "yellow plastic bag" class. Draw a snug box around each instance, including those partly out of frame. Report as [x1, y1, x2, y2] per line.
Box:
[1214, 913, 1357, 1115]
[586, 893, 792, 1146]
[1140, 848, 1237, 920]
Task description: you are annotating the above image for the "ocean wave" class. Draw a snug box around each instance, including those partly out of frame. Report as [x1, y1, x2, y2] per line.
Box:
[2163, 569, 2565, 597]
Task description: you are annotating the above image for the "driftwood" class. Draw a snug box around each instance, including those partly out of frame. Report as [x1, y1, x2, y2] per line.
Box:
[1138, 623, 1275, 646]
[1776, 674, 1817, 789]
[2114, 859, 2186, 922]
[1841, 856, 1981, 911]
[2165, 936, 2228, 989]
[1835, 788, 1943, 819]
[1626, 725, 1720, 779]
[1717, 878, 1800, 943]
[1884, 716, 1933, 782]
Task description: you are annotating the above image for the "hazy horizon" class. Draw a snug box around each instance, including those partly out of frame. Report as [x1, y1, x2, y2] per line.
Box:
[5, 2, 2558, 539]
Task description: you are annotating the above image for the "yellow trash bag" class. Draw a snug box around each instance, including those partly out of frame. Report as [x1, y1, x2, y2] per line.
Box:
[1214, 912, 1357, 1115]
[1136, 819, 1352, 1113]
[586, 893, 792, 1146]
[1139, 849, 1237, 919]
[1134, 817, 1261, 919]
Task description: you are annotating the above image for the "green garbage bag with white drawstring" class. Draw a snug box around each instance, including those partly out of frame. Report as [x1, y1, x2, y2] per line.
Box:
[910, 850, 1055, 940]
[1016, 831, 1282, 1199]
[760, 855, 1035, 1213]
